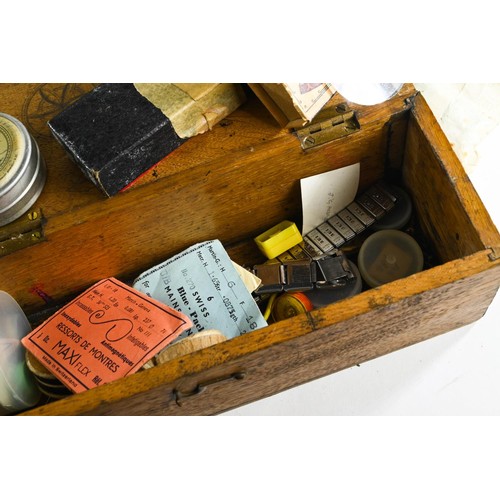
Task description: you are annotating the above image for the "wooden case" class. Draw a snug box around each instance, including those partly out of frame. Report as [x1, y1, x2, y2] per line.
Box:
[1, 83, 499, 416]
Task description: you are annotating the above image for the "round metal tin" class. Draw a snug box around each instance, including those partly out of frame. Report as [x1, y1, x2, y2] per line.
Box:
[357, 229, 424, 288]
[0, 112, 46, 227]
[271, 291, 314, 322]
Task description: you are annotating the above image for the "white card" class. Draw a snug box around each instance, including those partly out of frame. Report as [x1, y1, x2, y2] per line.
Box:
[300, 163, 360, 235]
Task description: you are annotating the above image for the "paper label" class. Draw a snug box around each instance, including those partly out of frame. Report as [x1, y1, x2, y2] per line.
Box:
[21, 278, 192, 393]
[283, 84, 336, 121]
[133, 240, 267, 340]
[232, 261, 262, 293]
[0, 115, 25, 186]
[133, 83, 246, 139]
[300, 163, 360, 235]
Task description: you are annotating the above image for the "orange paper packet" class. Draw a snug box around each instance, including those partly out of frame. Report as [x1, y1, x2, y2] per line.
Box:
[22, 278, 192, 393]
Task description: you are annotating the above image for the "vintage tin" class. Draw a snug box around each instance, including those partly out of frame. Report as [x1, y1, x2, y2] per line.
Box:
[0, 112, 46, 226]
[271, 291, 314, 322]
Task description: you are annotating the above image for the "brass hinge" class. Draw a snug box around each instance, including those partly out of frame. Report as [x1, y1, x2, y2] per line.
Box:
[0, 208, 46, 257]
[296, 103, 360, 150]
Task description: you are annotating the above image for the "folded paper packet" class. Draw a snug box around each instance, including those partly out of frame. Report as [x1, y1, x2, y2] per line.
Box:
[133, 240, 267, 342]
[249, 83, 335, 128]
[21, 278, 192, 393]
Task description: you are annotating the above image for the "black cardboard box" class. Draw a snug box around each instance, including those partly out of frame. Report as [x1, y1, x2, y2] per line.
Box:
[48, 83, 246, 196]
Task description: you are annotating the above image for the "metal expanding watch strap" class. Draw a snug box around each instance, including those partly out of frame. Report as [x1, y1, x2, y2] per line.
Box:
[253, 181, 399, 294]
[253, 252, 355, 294]
[301, 181, 397, 258]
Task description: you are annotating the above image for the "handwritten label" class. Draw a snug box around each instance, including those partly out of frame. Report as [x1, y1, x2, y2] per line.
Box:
[300, 163, 360, 235]
[133, 240, 267, 341]
[21, 278, 192, 393]
[283, 84, 335, 120]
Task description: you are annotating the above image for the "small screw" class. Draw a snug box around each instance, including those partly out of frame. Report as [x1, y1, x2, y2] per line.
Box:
[28, 211, 38, 221]
[303, 136, 315, 146]
[336, 104, 347, 113]
[31, 231, 41, 240]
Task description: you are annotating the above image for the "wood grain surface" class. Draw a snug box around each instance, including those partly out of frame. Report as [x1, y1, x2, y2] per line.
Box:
[1, 83, 498, 416]
[22, 251, 499, 416]
[405, 93, 500, 262]
[0, 84, 416, 313]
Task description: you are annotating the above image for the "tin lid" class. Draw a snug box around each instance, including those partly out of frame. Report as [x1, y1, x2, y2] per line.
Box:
[271, 292, 314, 322]
[0, 113, 46, 226]
[357, 229, 424, 288]
[0, 113, 30, 193]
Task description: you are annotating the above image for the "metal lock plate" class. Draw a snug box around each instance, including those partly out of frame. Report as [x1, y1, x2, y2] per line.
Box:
[0, 208, 46, 257]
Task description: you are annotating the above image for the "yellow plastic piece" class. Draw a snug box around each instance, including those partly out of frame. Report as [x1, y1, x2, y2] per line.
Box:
[254, 220, 303, 259]
[263, 293, 277, 321]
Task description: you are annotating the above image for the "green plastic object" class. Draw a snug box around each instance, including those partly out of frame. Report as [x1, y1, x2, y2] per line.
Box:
[0, 291, 41, 414]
